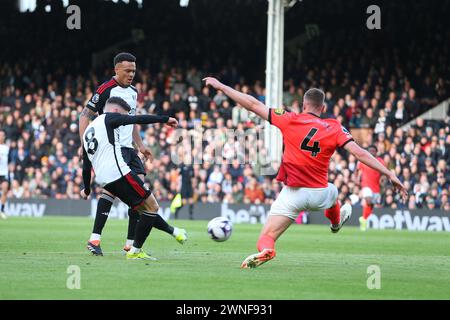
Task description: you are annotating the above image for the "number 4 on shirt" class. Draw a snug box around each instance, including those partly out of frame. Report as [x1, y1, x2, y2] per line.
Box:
[300, 128, 321, 157]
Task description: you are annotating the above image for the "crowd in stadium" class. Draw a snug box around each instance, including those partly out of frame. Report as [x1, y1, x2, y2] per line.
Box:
[0, 60, 449, 211]
[0, 0, 449, 211]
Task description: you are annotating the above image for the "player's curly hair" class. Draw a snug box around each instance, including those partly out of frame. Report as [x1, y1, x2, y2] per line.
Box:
[113, 52, 136, 66]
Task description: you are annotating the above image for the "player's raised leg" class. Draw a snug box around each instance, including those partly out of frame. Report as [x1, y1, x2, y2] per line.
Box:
[320, 183, 352, 233]
[122, 173, 188, 253]
[151, 212, 188, 244]
[143, 194, 187, 243]
[327, 200, 352, 233]
[123, 206, 187, 253]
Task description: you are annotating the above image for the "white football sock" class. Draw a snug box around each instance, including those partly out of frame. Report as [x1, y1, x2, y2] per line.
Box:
[172, 227, 181, 237]
[89, 233, 101, 242]
[129, 246, 141, 254]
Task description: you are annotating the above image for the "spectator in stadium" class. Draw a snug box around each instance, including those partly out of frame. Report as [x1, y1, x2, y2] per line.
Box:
[232, 183, 244, 203]
[244, 177, 265, 204]
[0, 130, 10, 218]
[425, 198, 436, 210]
[443, 202, 450, 212]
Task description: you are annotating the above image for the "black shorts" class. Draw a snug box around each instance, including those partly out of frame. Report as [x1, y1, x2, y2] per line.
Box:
[181, 184, 193, 198]
[121, 147, 146, 176]
[104, 172, 151, 210]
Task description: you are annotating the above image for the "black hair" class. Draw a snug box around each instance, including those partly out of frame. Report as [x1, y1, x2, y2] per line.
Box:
[113, 52, 136, 66]
[106, 97, 131, 112]
[368, 145, 378, 152]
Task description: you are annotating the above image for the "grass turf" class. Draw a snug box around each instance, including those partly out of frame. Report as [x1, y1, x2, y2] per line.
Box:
[0, 216, 449, 300]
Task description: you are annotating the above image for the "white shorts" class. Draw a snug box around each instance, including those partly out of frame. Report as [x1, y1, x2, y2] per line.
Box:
[361, 187, 381, 203]
[269, 183, 339, 221]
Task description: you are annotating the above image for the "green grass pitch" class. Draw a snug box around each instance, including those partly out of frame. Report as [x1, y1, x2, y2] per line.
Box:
[0, 216, 449, 300]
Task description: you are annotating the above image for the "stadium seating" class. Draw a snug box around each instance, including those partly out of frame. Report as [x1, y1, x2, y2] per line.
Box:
[0, 0, 448, 210]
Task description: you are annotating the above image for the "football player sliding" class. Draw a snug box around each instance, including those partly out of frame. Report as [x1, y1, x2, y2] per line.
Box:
[203, 77, 408, 269]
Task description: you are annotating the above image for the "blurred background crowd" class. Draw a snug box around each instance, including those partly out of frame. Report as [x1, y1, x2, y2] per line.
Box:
[0, 0, 449, 210]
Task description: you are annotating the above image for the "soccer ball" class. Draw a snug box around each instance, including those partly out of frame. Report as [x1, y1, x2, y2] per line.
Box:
[207, 217, 233, 242]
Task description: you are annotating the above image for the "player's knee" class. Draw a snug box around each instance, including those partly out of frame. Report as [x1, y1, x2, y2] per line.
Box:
[128, 208, 139, 220]
[144, 199, 159, 213]
[103, 189, 115, 198]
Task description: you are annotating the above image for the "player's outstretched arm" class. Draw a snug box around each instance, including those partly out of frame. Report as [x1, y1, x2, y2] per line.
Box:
[203, 77, 269, 121]
[107, 114, 178, 128]
[344, 141, 408, 200]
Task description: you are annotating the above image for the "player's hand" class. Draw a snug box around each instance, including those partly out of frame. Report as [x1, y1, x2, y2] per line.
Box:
[388, 173, 408, 201]
[139, 145, 154, 162]
[203, 77, 224, 91]
[166, 117, 178, 128]
[80, 189, 90, 200]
